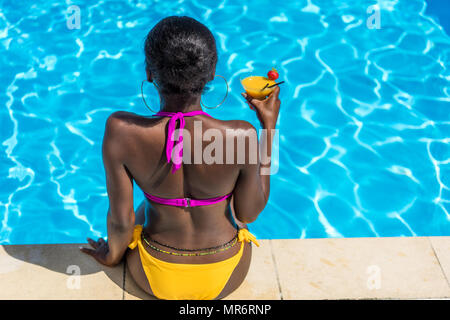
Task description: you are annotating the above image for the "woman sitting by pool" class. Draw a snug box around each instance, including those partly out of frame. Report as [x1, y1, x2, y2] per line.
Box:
[80, 16, 281, 300]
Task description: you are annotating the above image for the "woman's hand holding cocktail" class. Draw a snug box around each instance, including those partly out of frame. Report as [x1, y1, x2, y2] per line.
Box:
[241, 85, 281, 128]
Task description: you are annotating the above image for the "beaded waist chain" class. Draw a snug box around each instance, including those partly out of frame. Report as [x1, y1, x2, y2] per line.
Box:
[141, 229, 239, 257]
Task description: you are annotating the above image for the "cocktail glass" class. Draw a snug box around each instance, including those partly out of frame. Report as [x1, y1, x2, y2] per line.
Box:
[240, 74, 276, 100]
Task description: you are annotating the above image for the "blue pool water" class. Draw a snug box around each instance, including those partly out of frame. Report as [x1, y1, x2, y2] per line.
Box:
[1, 0, 449, 244]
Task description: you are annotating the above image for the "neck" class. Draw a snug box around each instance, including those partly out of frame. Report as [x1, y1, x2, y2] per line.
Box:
[159, 93, 203, 113]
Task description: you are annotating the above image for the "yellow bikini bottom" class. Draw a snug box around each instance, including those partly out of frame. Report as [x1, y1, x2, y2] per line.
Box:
[128, 225, 259, 300]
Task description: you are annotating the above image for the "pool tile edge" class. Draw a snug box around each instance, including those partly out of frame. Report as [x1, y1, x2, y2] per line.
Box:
[1, 237, 449, 300]
[271, 236, 450, 300]
[428, 236, 450, 288]
[0, 243, 124, 299]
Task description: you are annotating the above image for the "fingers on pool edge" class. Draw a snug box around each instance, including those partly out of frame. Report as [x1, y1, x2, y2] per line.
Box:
[79, 246, 95, 255]
[87, 237, 99, 249]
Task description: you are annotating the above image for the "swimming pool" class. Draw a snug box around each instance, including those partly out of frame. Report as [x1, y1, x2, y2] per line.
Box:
[1, 0, 449, 244]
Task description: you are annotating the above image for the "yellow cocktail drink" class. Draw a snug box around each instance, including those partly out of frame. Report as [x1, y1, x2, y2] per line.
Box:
[241, 76, 276, 100]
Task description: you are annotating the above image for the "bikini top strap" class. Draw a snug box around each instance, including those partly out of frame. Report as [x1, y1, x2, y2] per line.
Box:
[189, 193, 231, 206]
[155, 111, 211, 172]
[143, 191, 232, 207]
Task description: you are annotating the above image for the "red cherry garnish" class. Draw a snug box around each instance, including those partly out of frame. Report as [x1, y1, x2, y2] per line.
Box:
[267, 68, 279, 80]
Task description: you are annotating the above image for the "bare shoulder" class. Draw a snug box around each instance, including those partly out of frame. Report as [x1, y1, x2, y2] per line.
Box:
[215, 119, 259, 167]
[105, 111, 164, 135]
[219, 119, 257, 135]
[103, 111, 156, 147]
[106, 111, 151, 127]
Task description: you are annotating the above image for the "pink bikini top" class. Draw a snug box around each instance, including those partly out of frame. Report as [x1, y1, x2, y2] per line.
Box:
[143, 110, 231, 208]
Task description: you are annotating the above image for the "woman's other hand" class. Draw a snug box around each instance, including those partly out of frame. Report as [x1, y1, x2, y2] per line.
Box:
[80, 237, 116, 267]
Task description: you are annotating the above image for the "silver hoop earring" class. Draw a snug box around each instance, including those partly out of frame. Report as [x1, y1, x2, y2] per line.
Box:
[141, 80, 158, 113]
[200, 75, 229, 109]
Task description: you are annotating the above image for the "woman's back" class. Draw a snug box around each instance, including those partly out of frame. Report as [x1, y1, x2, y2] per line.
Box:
[109, 110, 254, 263]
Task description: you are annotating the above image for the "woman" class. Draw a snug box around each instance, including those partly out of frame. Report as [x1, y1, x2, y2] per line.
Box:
[80, 16, 280, 300]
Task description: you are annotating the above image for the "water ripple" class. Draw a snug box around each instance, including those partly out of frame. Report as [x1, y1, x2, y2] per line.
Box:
[1, 0, 449, 243]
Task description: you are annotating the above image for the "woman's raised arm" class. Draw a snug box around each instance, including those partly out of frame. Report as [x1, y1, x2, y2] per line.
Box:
[232, 86, 281, 223]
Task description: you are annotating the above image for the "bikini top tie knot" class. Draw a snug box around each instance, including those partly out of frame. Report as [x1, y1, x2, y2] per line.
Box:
[155, 111, 211, 172]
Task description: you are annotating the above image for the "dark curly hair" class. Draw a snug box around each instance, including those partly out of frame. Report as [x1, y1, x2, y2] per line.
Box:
[144, 16, 218, 96]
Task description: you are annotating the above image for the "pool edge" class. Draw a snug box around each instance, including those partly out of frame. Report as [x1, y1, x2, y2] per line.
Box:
[0, 237, 448, 300]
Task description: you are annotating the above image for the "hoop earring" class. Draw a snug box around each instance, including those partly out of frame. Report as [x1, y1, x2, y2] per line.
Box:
[200, 74, 229, 109]
[141, 80, 158, 113]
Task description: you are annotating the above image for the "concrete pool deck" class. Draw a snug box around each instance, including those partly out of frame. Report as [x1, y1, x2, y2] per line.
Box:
[0, 236, 449, 300]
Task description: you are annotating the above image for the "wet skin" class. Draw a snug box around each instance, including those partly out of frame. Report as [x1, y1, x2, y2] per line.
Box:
[81, 85, 280, 299]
